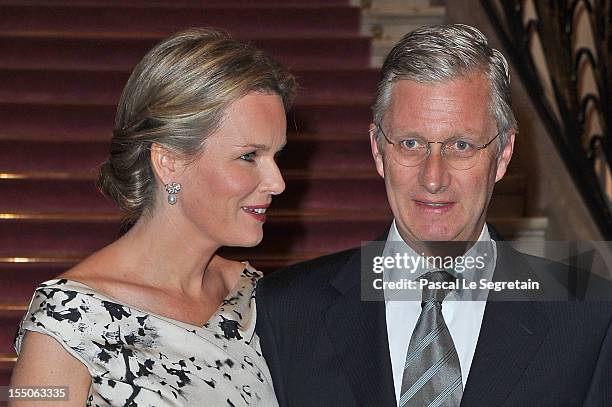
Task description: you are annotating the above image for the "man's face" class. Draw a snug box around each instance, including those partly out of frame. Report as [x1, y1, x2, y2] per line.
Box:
[370, 74, 514, 245]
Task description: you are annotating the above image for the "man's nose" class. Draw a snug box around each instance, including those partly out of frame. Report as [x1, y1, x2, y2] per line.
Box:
[418, 143, 450, 194]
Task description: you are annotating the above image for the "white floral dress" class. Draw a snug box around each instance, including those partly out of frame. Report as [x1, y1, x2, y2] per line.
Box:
[14, 264, 278, 407]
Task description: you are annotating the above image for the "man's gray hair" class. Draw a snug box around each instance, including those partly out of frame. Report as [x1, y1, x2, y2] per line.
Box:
[372, 24, 517, 152]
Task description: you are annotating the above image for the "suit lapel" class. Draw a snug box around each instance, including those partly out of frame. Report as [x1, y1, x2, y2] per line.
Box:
[461, 244, 551, 406]
[315, 232, 552, 406]
[320, 239, 397, 407]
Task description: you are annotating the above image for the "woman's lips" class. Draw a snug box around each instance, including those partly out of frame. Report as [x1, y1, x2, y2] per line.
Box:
[241, 205, 268, 222]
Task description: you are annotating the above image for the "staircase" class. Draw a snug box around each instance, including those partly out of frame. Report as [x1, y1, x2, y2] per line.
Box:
[359, 0, 447, 66]
[0, 0, 541, 388]
[0, 0, 376, 387]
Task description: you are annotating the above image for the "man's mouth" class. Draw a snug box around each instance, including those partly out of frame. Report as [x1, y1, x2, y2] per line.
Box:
[414, 200, 455, 212]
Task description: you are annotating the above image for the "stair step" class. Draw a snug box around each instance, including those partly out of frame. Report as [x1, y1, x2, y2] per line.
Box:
[0, 0, 351, 5]
[0, 212, 548, 313]
[0, 250, 323, 308]
[0, 356, 13, 387]
[494, 217, 549, 241]
[0, 215, 393, 257]
[0, 212, 536, 260]
[0, 216, 547, 301]
[0, 172, 387, 212]
[361, 3, 445, 67]
[0, 35, 371, 71]
[0, 5, 360, 37]
[0, 207, 394, 222]
[0, 140, 109, 175]
[0, 264, 74, 305]
[0, 68, 379, 105]
[0, 101, 372, 140]
[0, 251, 323, 276]
[0, 136, 376, 175]
[0, 311, 20, 366]
[0, 218, 547, 360]
[0, 252, 318, 277]
[0, 215, 546, 314]
[0, 136, 524, 177]
[0, 171, 525, 212]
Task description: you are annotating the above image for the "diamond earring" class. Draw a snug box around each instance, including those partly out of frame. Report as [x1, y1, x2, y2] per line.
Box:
[165, 182, 181, 205]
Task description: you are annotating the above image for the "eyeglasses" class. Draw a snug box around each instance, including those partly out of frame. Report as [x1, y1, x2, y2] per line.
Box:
[375, 123, 499, 170]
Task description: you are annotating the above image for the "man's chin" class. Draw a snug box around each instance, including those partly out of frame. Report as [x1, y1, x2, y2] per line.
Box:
[410, 226, 458, 243]
[416, 226, 487, 247]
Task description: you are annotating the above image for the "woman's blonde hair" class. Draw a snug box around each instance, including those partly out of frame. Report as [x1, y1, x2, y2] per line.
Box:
[97, 28, 296, 223]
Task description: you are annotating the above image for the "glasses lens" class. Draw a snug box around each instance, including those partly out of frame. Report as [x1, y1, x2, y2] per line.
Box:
[392, 143, 427, 167]
[445, 154, 479, 170]
[391, 144, 482, 170]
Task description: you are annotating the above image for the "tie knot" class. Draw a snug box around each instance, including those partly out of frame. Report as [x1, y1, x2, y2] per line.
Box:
[421, 270, 455, 305]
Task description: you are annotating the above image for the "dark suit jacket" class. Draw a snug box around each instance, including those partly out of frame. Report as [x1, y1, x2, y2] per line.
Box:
[256, 237, 612, 406]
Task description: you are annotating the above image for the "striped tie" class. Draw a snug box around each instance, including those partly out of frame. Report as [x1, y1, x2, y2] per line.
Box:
[399, 270, 463, 407]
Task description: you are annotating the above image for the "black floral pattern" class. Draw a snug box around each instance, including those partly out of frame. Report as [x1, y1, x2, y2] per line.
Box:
[14, 265, 277, 406]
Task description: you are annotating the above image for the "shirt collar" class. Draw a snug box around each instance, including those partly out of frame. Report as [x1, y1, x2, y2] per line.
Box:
[382, 221, 497, 301]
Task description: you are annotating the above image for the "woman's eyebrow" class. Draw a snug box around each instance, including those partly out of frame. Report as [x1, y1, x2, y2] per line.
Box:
[234, 143, 270, 151]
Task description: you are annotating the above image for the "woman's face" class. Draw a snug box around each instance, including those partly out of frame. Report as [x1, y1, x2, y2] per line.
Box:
[175, 92, 287, 248]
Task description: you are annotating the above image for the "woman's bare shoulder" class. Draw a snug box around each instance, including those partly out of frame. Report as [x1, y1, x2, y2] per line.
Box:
[11, 331, 91, 407]
[54, 244, 133, 296]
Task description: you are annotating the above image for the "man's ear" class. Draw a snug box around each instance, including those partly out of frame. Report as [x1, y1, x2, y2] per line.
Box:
[369, 123, 385, 179]
[495, 130, 515, 182]
[150, 143, 178, 185]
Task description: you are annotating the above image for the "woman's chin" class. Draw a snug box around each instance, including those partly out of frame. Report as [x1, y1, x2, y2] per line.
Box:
[225, 232, 264, 248]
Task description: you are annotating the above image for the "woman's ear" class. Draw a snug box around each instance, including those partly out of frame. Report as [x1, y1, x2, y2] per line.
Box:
[150, 143, 177, 185]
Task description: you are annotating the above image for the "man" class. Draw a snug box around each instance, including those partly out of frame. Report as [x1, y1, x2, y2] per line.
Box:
[256, 24, 612, 406]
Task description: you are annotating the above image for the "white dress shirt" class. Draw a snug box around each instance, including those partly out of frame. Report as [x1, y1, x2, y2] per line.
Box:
[383, 221, 497, 405]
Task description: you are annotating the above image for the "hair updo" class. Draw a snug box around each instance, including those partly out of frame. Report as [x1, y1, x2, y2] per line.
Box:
[97, 28, 296, 224]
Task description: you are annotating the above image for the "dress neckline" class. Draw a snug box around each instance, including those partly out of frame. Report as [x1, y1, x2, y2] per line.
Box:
[37, 262, 256, 331]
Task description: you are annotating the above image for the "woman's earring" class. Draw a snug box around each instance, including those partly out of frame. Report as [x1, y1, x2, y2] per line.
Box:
[165, 182, 182, 205]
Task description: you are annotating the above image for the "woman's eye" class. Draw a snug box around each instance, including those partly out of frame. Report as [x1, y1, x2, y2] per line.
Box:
[240, 152, 256, 162]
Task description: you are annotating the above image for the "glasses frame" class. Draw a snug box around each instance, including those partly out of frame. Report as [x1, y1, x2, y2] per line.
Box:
[375, 123, 500, 170]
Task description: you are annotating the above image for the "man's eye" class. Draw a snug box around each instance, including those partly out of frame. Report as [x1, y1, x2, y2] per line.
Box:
[240, 152, 256, 162]
[450, 140, 474, 151]
[399, 139, 421, 149]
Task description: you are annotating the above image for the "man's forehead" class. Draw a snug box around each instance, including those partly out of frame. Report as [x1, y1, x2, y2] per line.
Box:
[388, 74, 491, 103]
[383, 76, 496, 134]
[388, 73, 490, 97]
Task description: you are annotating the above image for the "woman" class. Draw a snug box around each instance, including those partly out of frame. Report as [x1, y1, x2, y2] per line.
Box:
[11, 28, 295, 406]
